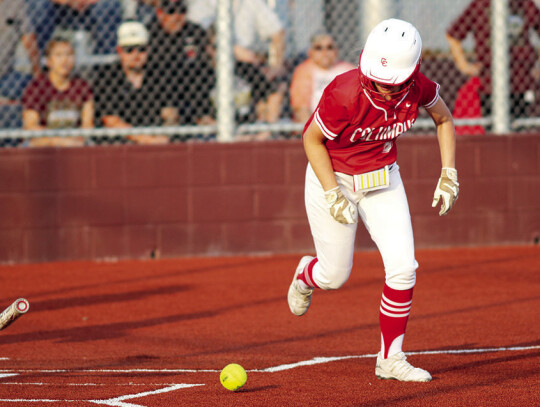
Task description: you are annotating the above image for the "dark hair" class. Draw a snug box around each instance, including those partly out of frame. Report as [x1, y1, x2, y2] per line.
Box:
[160, 0, 187, 14]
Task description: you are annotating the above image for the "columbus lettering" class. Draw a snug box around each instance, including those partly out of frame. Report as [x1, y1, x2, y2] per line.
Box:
[350, 119, 415, 142]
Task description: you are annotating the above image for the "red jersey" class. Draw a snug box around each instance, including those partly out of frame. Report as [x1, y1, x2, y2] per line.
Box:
[22, 75, 93, 128]
[304, 69, 439, 174]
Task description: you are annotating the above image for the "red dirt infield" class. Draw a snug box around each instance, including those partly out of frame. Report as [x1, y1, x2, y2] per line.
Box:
[0, 245, 538, 406]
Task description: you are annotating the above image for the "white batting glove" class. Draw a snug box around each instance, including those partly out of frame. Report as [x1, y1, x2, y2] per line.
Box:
[432, 168, 459, 216]
[324, 186, 357, 224]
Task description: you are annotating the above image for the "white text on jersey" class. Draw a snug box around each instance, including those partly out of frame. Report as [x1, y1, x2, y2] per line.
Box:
[350, 119, 415, 143]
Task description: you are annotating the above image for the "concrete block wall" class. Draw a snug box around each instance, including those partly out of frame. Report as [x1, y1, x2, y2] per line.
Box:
[0, 134, 538, 263]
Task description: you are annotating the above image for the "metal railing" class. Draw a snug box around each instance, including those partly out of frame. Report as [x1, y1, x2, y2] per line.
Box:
[0, 0, 536, 144]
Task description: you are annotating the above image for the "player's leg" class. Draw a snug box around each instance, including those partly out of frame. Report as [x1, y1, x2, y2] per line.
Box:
[288, 164, 358, 316]
[358, 164, 431, 381]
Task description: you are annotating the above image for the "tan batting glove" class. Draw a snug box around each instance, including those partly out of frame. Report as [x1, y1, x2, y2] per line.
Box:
[324, 186, 357, 224]
[432, 168, 459, 216]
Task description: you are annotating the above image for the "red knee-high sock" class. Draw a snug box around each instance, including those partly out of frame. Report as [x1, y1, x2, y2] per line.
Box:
[379, 284, 414, 359]
[297, 258, 320, 288]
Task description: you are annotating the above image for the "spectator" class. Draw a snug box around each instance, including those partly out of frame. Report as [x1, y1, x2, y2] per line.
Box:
[146, 0, 215, 127]
[0, 0, 41, 128]
[31, 0, 123, 55]
[22, 37, 93, 147]
[136, 0, 216, 29]
[92, 21, 169, 145]
[205, 25, 281, 125]
[289, 32, 355, 123]
[446, 0, 540, 119]
[188, 0, 288, 124]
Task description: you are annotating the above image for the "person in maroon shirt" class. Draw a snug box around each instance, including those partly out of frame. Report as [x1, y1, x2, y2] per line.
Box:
[287, 19, 458, 382]
[22, 37, 93, 147]
[446, 0, 540, 118]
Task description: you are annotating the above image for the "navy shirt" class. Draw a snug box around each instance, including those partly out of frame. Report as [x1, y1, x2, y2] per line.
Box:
[146, 18, 214, 124]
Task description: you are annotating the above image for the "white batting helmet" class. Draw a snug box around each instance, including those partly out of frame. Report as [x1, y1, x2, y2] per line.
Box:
[360, 18, 422, 86]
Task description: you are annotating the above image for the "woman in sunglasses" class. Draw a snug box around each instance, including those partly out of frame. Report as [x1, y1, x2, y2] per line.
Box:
[290, 33, 355, 124]
[287, 19, 459, 382]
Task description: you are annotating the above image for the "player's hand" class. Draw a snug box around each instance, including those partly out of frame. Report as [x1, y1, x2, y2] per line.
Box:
[324, 186, 357, 224]
[432, 168, 459, 216]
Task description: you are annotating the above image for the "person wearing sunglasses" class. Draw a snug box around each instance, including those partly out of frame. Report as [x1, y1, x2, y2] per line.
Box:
[287, 19, 459, 382]
[92, 21, 169, 144]
[290, 33, 356, 124]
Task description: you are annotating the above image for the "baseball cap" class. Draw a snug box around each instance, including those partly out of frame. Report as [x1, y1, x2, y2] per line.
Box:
[160, 0, 188, 14]
[117, 21, 149, 47]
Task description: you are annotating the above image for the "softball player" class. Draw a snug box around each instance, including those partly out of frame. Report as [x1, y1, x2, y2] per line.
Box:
[287, 19, 459, 382]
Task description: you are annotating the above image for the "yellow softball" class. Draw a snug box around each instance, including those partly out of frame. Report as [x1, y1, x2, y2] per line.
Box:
[220, 363, 247, 391]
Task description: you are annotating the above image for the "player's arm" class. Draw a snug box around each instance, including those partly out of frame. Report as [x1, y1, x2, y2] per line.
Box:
[303, 120, 338, 191]
[425, 97, 459, 216]
[303, 120, 357, 224]
[425, 97, 455, 169]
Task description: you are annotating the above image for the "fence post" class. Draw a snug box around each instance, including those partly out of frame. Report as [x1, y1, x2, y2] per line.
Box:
[359, 0, 395, 43]
[491, 0, 510, 134]
[216, 0, 235, 142]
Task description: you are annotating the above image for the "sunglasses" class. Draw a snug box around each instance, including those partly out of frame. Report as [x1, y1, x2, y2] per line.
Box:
[313, 44, 335, 51]
[122, 45, 147, 53]
[162, 6, 187, 14]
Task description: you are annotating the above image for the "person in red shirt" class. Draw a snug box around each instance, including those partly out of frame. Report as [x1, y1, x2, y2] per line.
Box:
[22, 37, 93, 147]
[287, 19, 459, 382]
[446, 0, 540, 118]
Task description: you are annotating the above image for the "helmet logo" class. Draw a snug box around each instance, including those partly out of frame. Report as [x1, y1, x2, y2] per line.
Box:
[381, 58, 388, 66]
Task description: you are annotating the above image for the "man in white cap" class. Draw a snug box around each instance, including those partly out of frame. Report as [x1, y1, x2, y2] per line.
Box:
[92, 21, 169, 144]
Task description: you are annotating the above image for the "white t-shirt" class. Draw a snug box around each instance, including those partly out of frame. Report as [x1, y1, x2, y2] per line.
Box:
[290, 59, 356, 115]
[0, 0, 33, 77]
[188, 0, 283, 51]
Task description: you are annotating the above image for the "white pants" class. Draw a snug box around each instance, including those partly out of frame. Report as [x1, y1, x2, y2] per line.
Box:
[305, 163, 418, 291]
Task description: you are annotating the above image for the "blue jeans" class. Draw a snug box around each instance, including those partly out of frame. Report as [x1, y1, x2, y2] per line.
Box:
[0, 71, 29, 128]
[0, 70, 32, 101]
[29, 0, 123, 54]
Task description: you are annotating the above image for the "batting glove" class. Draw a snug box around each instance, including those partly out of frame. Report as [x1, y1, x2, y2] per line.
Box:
[432, 168, 459, 216]
[324, 186, 357, 224]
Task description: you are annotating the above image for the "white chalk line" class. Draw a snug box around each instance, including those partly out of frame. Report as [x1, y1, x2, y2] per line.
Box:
[3, 382, 197, 386]
[88, 384, 205, 407]
[0, 383, 205, 406]
[258, 344, 540, 373]
[0, 345, 537, 405]
[0, 344, 538, 378]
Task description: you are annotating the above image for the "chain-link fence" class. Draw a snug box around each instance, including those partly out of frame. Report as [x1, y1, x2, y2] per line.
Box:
[0, 0, 539, 146]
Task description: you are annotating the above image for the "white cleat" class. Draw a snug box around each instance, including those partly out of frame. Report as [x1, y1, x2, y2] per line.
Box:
[287, 256, 314, 316]
[375, 352, 432, 382]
